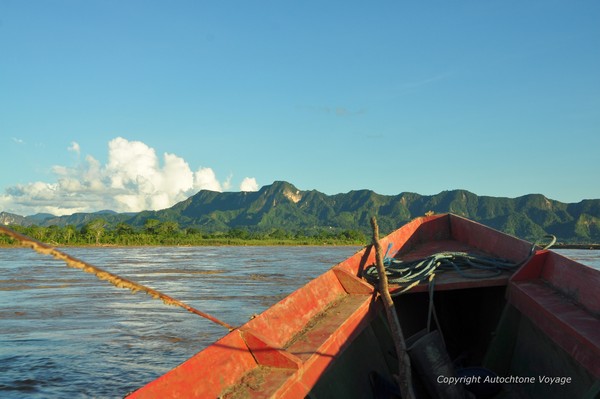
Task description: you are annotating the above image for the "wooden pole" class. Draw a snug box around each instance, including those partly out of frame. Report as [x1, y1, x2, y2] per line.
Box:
[370, 217, 415, 399]
[0, 225, 236, 331]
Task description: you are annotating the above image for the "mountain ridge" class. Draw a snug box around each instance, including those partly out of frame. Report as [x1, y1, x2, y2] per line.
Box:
[1, 181, 599, 242]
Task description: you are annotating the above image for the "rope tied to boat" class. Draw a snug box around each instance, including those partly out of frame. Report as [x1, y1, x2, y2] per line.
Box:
[0, 225, 237, 331]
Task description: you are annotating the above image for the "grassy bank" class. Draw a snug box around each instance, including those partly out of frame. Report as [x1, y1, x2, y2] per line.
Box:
[0, 235, 367, 248]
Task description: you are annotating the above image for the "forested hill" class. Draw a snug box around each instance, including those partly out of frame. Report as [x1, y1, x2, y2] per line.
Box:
[2, 181, 600, 243]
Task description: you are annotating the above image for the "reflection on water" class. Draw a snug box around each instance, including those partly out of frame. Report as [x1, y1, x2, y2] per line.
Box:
[0, 246, 360, 398]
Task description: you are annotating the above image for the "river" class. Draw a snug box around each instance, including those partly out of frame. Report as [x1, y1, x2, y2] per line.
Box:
[0, 247, 598, 398]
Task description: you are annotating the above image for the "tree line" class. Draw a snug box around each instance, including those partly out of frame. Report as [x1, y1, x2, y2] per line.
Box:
[0, 218, 367, 246]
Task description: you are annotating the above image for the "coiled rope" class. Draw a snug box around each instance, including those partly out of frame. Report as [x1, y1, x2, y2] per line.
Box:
[363, 235, 556, 297]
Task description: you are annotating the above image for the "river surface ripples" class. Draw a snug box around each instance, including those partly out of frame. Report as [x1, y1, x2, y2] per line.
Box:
[0, 246, 597, 398]
[0, 246, 360, 398]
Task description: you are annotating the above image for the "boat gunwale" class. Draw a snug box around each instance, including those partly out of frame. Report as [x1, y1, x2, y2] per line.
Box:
[127, 213, 600, 398]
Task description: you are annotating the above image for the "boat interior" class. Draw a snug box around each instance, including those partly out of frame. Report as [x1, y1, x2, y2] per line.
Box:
[127, 214, 600, 399]
[308, 214, 600, 399]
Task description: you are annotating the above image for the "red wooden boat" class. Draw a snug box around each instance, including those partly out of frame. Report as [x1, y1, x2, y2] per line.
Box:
[126, 214, 600, 398]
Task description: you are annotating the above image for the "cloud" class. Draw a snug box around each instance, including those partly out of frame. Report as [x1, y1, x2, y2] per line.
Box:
[194, 167, 222, 192]
[68, 141, 80, 155]
[240, 177, 259, 192]
[0, 137, 259, 216]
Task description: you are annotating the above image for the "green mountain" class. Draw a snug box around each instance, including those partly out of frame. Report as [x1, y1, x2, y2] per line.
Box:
[5, 181, 600, 243]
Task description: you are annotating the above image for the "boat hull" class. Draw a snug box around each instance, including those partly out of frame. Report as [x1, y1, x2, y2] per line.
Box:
[127, 214, 600, 398]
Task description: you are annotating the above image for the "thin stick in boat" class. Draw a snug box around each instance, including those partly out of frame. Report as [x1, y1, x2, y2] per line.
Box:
[371, 216, 416, 399]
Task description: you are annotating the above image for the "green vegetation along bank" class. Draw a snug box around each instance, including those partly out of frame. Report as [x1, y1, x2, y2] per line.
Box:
[0, 221, 367, 247]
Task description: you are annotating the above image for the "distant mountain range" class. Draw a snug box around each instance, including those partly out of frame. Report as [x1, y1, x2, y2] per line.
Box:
[2, 181, 599, 243]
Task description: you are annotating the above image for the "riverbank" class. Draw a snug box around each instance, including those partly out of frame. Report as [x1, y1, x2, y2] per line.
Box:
[0, 238, 366, 248]
[1, 237, 597, 249]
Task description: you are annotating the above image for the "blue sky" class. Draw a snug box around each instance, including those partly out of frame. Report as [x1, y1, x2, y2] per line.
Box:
[1, 1, 599, 216]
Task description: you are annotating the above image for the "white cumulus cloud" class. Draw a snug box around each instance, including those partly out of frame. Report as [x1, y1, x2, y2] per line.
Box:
[240, 177, 259, 192]
[0, 137, 259, 216]
[194, 167, 223, 192]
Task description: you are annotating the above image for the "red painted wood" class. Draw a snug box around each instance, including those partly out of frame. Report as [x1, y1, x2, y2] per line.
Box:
[509, 250, 600, 379]
[539, 250, 600, 314]
[127, 214, 600, 397]
[449, 214, 533, 263]
[127, 330, 257, 398]
[511, 250, 547, 282]
[275, 295, 377, 397]
[508, 280, 600, 378]
[242, 269, 347, 348]
[332, 267, 375, 294]
[240, 329, 302, 369]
